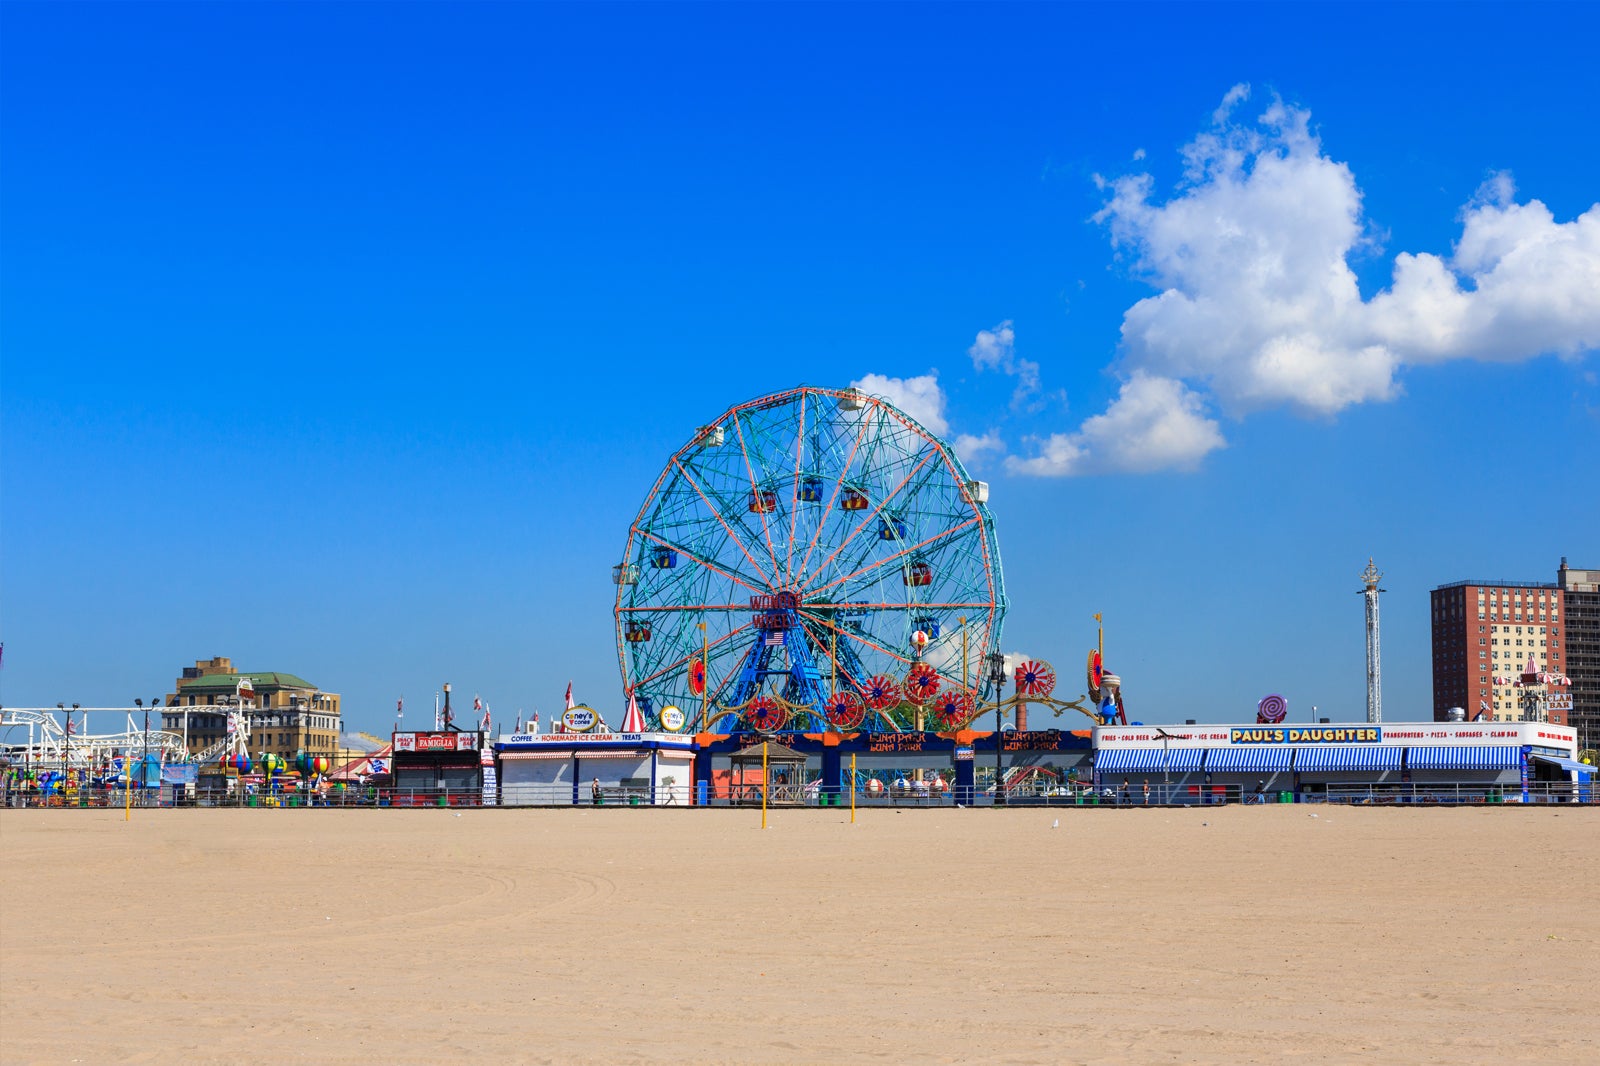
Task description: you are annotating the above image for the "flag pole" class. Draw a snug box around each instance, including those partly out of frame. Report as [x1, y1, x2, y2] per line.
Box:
[761, 740, 769, 830]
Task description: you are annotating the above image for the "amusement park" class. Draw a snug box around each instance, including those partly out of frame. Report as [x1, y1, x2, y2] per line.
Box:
[3, 384, 1594, 809]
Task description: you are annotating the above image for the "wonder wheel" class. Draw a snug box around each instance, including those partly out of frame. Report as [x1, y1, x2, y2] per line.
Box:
[614, 385, 1007, 732]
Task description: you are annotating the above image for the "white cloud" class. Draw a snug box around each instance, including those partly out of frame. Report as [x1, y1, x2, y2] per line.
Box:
[850, 372, 949, 436]
[952, 429, 1005, 465]
[967, 320, 1043, 408]
[1006, 372, 1224, 476]
[1009, 88, 1600, 476]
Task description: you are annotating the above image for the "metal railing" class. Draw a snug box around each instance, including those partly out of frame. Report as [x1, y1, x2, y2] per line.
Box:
[5, 780, 1592, 809]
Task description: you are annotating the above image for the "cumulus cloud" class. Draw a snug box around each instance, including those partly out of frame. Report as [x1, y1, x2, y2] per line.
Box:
[850, 372, 949, 436]
[952, 429, 1005, 466]
[1005, 372, 1224, 476]
[968, 320, 1042, 407]
[1009, 86, 1600, 476]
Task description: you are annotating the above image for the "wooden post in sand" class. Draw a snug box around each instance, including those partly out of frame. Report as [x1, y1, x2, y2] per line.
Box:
[850, 753, 856, 824]
[761, 741, 769, 830]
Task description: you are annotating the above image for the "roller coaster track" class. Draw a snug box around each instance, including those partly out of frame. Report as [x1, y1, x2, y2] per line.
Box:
[0, 707, 189, 765]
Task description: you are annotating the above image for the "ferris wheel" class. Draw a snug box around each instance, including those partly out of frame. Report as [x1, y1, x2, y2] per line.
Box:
[613, 385, 1006, 732]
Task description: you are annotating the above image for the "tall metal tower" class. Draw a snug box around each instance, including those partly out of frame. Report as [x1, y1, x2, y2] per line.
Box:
[1360, 558, 1385, 723]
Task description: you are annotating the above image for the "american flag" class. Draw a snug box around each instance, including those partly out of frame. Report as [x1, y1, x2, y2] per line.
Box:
[764, 632, 785, 647]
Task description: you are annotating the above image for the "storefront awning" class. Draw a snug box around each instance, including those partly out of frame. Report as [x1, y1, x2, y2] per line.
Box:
[1095, 748, 1204, 773]
[1294, 746, 1402, 772]
[1406, 746, 1521, 771]
[499, 751, 577, 761]
[1528, 753, 1595, 777]
[1204, 746, 1294, 772]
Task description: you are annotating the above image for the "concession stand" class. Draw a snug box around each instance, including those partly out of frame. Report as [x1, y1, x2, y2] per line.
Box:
[390, 729, 485, 805]
[1092, 721, 1582, 803]
[495, 708, 697, 805]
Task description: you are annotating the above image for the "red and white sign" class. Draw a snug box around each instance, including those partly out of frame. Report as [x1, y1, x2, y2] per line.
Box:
[393, 731, 482, 753]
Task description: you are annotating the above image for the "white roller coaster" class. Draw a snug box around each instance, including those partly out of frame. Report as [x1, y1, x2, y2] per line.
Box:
[0, 706, 247, 768]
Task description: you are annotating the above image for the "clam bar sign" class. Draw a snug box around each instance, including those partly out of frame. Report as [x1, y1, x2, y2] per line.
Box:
[393, 731, 481, 753]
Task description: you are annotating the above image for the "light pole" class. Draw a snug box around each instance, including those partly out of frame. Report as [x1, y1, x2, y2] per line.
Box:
[985, 652, 1007, 805]
[55, 704, 64, 804]
[134, 698, 144, 803]
[70, 703, 80, 804]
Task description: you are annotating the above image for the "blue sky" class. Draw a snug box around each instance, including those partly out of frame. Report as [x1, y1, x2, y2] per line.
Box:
[3, 3, 1596, 734]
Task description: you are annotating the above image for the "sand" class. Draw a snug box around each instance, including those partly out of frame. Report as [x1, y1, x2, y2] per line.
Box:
[1, 805, 1595, 1065]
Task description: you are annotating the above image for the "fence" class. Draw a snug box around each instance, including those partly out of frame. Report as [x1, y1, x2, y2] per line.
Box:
[5, 780, 1594, 809]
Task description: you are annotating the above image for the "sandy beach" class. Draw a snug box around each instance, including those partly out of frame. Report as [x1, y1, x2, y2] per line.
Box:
[1, 805, 1595, 1065]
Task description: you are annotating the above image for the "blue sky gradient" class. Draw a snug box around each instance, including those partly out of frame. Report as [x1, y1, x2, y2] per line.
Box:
[4, 3, 1596, 732]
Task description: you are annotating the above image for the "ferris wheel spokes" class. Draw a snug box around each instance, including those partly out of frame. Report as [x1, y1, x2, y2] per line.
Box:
[668, 458, 781, 587]
[727, 410, 789, 581]
[803, 515, 982, 601]
[796, 450, 936, 594]
[791, 398, 877, 584]
[633, 528, 769, 598]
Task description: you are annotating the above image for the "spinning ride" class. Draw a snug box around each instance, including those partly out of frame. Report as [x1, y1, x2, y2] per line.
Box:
[614, 385, 1006, 732]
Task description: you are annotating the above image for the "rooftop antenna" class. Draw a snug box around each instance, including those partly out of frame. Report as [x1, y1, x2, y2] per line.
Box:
[1359, 558, 1385, 724]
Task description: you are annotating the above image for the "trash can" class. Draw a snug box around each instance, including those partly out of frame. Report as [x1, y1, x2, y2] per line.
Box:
[629, 795, 640, 806]
[1279, 791, 1292, 803]
[437, 794, 448, 808]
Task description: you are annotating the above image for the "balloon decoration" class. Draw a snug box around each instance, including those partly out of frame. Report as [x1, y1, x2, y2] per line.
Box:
[312, 756, 330, 775]
[744, 696, 785, 731]
[222, 753, 251, 774]
[910, 629, 930, 651]
[930, 688, 976, 730]
[903, 662, 941, 703]
[1257, 694, 1288, 724]
[1014, 659, 1057, 699]
[295, 751, 312, 773]
[824, 689, 866, 730]
[859, 674, 902, 711]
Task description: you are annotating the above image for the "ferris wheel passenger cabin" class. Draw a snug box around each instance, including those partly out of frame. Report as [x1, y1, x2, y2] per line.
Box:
[904, 560, 934, 587]
[841, 484, 870, 511]
[797, 475, 824, 502]
[748, 488, 779, 513]
[650, 547, 679, 569]
[878, 515, 907, 541]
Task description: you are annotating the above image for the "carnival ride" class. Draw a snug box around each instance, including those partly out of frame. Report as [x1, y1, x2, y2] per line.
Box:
[611, 385, 1138, 735]
[614, 385, 1011, 733]
[0, 707, 188, 769]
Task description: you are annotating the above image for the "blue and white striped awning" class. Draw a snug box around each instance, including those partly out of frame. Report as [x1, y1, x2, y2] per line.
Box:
[1293, 745, 1403, 772]
[1095, 748, 1205, 773]
[1529, 753, 1596, 777]
[1407, 746, 1522, 771]
[1204, 746, 1295, 773]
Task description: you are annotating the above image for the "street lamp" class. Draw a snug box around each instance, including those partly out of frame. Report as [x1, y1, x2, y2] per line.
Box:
[71, 703, 80, 805]
[57, 703, 66, 803]
[985, 652, 1007, 805]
